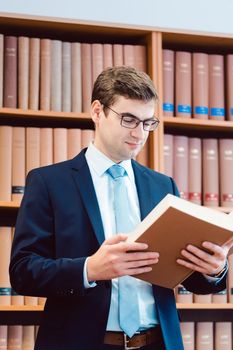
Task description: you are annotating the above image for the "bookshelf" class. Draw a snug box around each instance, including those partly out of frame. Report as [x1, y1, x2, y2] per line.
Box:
[0, 11, 233, 329]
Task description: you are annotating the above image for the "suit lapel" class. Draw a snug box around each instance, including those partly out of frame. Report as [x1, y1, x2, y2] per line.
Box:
[70, 150, 105, 246]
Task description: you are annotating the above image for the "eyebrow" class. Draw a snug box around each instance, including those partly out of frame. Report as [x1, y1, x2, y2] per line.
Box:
[121, 112, 156, 121]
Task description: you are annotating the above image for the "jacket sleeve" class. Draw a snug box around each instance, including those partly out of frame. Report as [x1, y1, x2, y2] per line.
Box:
[9, 169, 88, 298]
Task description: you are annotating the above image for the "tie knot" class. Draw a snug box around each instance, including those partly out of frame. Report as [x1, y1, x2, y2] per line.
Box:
[107, 164, 126, 179]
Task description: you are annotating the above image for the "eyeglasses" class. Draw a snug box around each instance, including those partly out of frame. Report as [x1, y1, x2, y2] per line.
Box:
[103, 105, 160, 132]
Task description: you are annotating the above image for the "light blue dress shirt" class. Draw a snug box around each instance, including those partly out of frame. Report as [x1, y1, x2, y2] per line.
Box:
[84, 143, 159, 332]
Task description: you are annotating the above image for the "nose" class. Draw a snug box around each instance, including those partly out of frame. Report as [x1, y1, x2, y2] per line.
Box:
[130, 121, 146, 139]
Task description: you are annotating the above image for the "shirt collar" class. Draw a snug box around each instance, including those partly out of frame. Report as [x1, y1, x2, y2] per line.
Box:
[85, 142, 135, 181]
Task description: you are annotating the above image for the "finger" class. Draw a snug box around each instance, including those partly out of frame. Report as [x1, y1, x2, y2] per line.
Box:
[223, 237, 233, 251]
[121, 265, 153, 276]
[181, 248, 219, 270]
[202, 241, 227, 258]
[176, 258, 208, 274]
[123, 251, 159, 261]
[124, 257, 159, 269]
[103, 234, 128, 246]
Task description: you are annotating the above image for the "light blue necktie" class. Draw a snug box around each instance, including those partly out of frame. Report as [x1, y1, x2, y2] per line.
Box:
[107, 164, 141, 337]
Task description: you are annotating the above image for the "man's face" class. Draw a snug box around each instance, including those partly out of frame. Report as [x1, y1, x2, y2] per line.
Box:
[91, 96, 156, 163]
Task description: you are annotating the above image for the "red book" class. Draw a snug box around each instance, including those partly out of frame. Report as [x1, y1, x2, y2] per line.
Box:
[81, 43, 92, 112]
[196, 322, 214, 349]
[134, 45, 147, 72]
[162, 49, 175, 116]
[215, 322, 232, 350]
[219, 139, 233, 207]
[209, 55, 225, 120]
[12, 127, 25, 202]
[226, 55, 233, 121]
[180, 322, 195, 350]
[29, 38, 40, 110]
[3, 36, 17, 108]
[18, 36, 29, 109]
[53, 128, 67, 163]
[163, 134, 173, 177]
[103, 44, 113, 69]
[175, 51, 192, 118]
[188, 138, 202, 205]
[192, 53, 209, 119]
[67, 129, 81, 159]
[202, 139, 219, 207]
[51, 40, 62, 111]
[71, 42, 82, 112]
[40, 128, 53, 166]
[123, 44, 135, 67]
[92, 43, 104, 84]
[62, 42, 71, 112]
[113, 44, 123, 66]
[173, 136, 188, 200]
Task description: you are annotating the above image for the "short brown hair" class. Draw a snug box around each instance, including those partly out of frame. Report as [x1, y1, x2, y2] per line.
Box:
[91, 66, 158, 108]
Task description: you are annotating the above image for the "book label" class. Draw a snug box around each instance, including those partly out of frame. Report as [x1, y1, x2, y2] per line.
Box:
[12, 186, 25, 194]
[194, 106, 208, 115]
[177, 105, 191, 114]
[205, 193, 218, 202]
[223, 194, 233, 202]
[163, 103, 174, 112]
[210, 107, 225, 117]
[231, 108, 233, 116]
[0, 288, 11, 296]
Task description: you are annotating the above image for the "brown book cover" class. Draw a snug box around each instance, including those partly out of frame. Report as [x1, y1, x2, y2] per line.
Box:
[12, 127, 25, 202]
[62, 42, 71, 112]
[193, 53, 209, 119]
[103, 44, 113, 69]
[162, 49, 175, 116]
[3, 36, 17, 108]
[71, 42, 82, 112]
[0, 126, 12, 201]
[123, 44, 135, 67]
[51, 40, 62, 111]
[202, 139, 219, 207]
[40, 128, 53, 166]
[8, 326, 23, 350]
[81, 43, 92, 112]
[219, 139, 233, 207]
[18, 36, 29, 109]
[215, 322, 232, 350]
[53, 128, 67, 163]
[0, 325, 7, 350]
[188, 138, 202, 205]
[0, 34, 4, 108]
[194, 294, 212, 303]
[209, 55, 225, 120]
[196, 322, 213, 350]
[176, 285, 193, 303]
[0, 227, 12, 305]
[173, 135, 188, 200]
[67, 128, 81, 159]
[163, 134, 173, 177]
[22, 326, 35, 350]
[226, 55, 233, 121]
[127, 194, 233, 288]
[26, 128, 40, 175]
[40, 39, 51, 111]
[134, 45, 147, 72]
[92, 43, 104, 84]
[180, 322, 195, 350]
[29, 38, 40, 110]
[81, 129, 94, 149]
[175, 51, 192, 118]
[113, 44, 123, 66]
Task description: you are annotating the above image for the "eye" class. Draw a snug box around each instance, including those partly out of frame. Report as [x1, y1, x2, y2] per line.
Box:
[144, 120, 155, 127]
[122, 115, 137, 124]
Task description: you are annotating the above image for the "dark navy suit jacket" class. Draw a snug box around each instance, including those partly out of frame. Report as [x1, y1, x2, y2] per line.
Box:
[9, 149, 226, 350]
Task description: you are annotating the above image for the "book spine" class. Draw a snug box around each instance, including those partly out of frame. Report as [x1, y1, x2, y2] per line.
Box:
[40, 39, 51, 111]
[113, 44, 123, 66]
[162, 49, 175, 116]
[81, 129, 95, 149]
[40, 128, 53, 166]
[123, 44, 135, 67]
[175, 51, 192, 118]
[26, 128, 40, 175]
[136, 143, 149, 167]
[29, 38, 40, 110]
[51, 40, 62, 111]
[0, 325, 7, 350]
[103, 43, 113, 69]
[53, 128, 67, 163]
[194, 294, 212, 303]
[176, 285, 193, 303]
[192, 52, 209, 119]
[71, 42, 82, 112]
[0, 227, 11, 305]
[62, 42, 71, 112]
[212, 289, 227, 303]
[0, 126, 12, 201]
[209, 55, 225, 120]
[202, 138, 219, 207]
[163, 134, 173, 177]
[134, 45, 147, 72]
[67, 128, 82, 159]
[219, 139, 233, 207]
[180, 322, 195, 350]
[12, 127, 25, 202]
[196, 322, 214, 350]
[215, 322, 232, 350]
[3, 36, 17, 108]
[0, 34, 4, 108]
[173, 135, 189, 199]
[18, 36, 29, 109]
[226, 54, 233, 121]
[92, 43, 104, 84]
[8, 325, 23, 350]
[81, 43, 92, 112]
[188, 138, 202, 205]
[22, 326, 35, 350]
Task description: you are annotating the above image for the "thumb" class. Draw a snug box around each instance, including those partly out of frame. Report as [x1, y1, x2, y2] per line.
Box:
[103, 234, 128, 246]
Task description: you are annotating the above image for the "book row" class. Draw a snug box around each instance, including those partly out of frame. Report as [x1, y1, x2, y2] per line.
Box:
[180, 322, 232, 350]
[0, 34, 146, 113]
[163, 49, 233, 121]
[164, 134, 233, 207]
[0, 325, 38, 350]
[0, 126, 148, 203]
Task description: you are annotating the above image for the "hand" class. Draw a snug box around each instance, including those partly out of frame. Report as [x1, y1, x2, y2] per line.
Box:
[87, 234, 159, 281]
[176, 238, 233, 276]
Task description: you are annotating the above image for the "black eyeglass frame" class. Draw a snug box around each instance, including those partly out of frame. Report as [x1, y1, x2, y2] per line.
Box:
[102, 104, 160, 132]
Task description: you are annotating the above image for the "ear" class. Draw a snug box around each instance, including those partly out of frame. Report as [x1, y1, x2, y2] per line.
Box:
[90, 100, 103, 125]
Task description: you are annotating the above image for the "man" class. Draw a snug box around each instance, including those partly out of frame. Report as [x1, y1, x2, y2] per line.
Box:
[10, 66, 231, 350]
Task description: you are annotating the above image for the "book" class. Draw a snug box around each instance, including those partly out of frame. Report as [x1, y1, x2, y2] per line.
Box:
[163, 134, 173, 177]
[162, 49, 175, 116]
[127, 193, 233, 289]
[18, 36, 29, 109]
[215, 322, 232, 350]
[180, 322, 194, 350]
[71, 42, 82, 112]
[196, 322, 213, 350]
[29, 38, 40, 110]
[219, 139, 233, 207]
[0, 34, 4, 108]
[62, 41, 71, 112]
[40, 39, 51, 111]
[188, 138, 202, 205]
[173, 135, 188, 200]
[226, 55, 233, 121]
[3, 36, 17, 108]
[209, 55, 225, 120]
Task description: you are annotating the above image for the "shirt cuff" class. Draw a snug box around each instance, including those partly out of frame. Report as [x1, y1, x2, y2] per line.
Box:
[203, 260, 228, 281]
[83, 257, 97, 288]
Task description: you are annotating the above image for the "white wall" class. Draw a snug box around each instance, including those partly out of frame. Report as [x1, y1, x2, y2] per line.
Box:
[1, 0, 233, 35]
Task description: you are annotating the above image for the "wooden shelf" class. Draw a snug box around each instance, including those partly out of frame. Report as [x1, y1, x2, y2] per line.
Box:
[0, 108, 94, 128]
[177, 303, 233, 309]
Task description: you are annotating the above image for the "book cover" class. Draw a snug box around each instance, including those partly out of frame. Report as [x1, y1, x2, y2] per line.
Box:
[127, 194, 233, 288]
[162, 49, 175, 116]
[193, 53, 209, 119]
